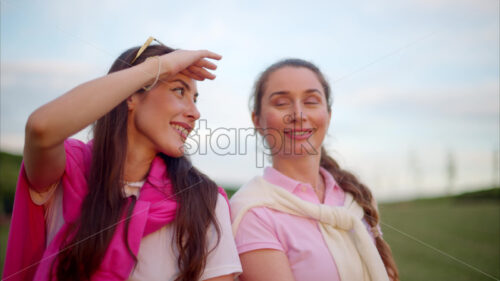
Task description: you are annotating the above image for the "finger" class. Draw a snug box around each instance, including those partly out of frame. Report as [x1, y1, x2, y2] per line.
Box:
[181, 68, 205, 81]
[183, 68, 205, 81]
[188, 65, 216, 80]
[194, 59, 217, 70]
[181, 69, 192, 77]
[197, 50, 222, 61]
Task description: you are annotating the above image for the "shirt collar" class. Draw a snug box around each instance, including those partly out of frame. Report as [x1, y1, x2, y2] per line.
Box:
[123, 184, 141, 198]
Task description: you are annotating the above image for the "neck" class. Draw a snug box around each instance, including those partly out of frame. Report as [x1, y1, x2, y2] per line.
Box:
[124, 131, 156, 182]
[124, 148, 155, 182]
[272, 153, 323, 189]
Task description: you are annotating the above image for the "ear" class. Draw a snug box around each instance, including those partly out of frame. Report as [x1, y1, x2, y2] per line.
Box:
[127, 93, 140, 111]
[252, 111, 264, 136]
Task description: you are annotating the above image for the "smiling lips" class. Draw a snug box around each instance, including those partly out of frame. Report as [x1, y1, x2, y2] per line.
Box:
[170, 122, 192, 140]
[283, 128, 314, 140]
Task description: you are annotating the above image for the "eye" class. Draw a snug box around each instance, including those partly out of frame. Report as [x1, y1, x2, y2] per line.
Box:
[273, 98, 290, 106]
[172, 87, 185, 96]
[304, 96, 320, 105]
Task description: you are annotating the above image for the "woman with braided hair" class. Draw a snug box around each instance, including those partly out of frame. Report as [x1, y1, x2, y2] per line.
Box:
[230, 59, 399, 281]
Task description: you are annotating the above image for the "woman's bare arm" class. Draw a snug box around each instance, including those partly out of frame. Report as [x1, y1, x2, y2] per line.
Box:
[239, 249, 295, 281]
[24, 50, 221, 191]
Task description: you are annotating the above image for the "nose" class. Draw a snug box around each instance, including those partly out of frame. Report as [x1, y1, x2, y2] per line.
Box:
[185, 100, 201, 121]
[285, 102, 306, 125]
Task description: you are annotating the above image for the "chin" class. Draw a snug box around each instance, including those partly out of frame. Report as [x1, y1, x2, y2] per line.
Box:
[158, 144, 186, 158]
[278, 144, 319, 157]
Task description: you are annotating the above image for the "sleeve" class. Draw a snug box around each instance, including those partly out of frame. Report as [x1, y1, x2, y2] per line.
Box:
[234, 207, 285, 255]
[201, 194, 243, 280]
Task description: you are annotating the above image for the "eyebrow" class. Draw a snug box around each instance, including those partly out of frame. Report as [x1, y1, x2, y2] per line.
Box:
[304, 89, 322, 95]
[268, 91, 289, 100]
[268, 89, 322, 100]
[172, 79, 190, 91]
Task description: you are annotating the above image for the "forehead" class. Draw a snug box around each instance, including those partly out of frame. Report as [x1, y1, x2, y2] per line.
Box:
[264, 66, 323, 94]
[165, 72, 197, 91]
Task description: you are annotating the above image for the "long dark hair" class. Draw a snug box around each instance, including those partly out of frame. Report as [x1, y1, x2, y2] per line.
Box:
[55, 44, 221, 281]
[251, 59, 400, 281]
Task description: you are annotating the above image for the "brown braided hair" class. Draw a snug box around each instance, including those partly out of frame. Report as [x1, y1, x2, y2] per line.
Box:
[251, 58, 399, 281]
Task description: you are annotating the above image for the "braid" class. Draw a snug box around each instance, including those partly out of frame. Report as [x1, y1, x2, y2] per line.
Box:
[320, 147, 400, 281]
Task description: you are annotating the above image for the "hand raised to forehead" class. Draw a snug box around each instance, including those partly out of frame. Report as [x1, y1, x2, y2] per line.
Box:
[158, 49, 222, 81]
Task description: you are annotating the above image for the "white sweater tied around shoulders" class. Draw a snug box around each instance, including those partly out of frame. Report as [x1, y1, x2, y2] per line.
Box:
[230, 176, 390, 281]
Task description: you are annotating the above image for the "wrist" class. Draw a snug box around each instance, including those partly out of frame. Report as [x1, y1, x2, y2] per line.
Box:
[137, 56, 161, 89]
[142, 56, 161, 91]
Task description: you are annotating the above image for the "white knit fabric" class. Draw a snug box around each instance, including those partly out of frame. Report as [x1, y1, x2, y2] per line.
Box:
[231, 176, 389, 281]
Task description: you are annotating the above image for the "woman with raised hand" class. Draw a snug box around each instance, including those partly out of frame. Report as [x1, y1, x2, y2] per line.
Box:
[3, 38, 241, 281]
[230, 59, 399, 281]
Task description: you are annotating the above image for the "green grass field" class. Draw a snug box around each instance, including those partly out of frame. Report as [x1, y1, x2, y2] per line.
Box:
[0, 223, 7, 278]
[379, 197, 499, 281]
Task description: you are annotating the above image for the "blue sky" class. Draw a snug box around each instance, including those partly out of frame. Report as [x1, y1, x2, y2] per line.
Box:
[1, 0, 498, 201]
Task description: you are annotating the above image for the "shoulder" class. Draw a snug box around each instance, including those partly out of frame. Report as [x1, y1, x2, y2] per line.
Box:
[230, 176, 273, 210]
[215, 193, 231, 219]
[64, 138, 92, 155]
[234, 206, 284, 254]
[63, 138, 92, 176]
[64, 138, 92, 159]
[236, 206, 280, 235]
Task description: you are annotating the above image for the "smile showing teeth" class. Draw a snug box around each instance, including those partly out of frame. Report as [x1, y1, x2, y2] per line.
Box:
[172, 124, 189, 138]
[290, 131, 309, 136]
[284, 129, 314, 140]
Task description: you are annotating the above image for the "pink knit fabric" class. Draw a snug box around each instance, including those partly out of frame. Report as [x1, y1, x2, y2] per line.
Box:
[3, 139, 227, 281]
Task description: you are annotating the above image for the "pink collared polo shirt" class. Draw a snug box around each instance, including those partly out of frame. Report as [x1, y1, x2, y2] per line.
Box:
[234, 167, 378, 281]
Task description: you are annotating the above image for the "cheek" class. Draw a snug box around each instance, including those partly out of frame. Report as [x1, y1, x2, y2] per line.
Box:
[133, 109, 156, 138]
[260, 110, 285, 129]
[311, 112, 330, 144]
[258, 111, 286, 151]
[133, 101, 171, 138]
[314, 110, 330, 127]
